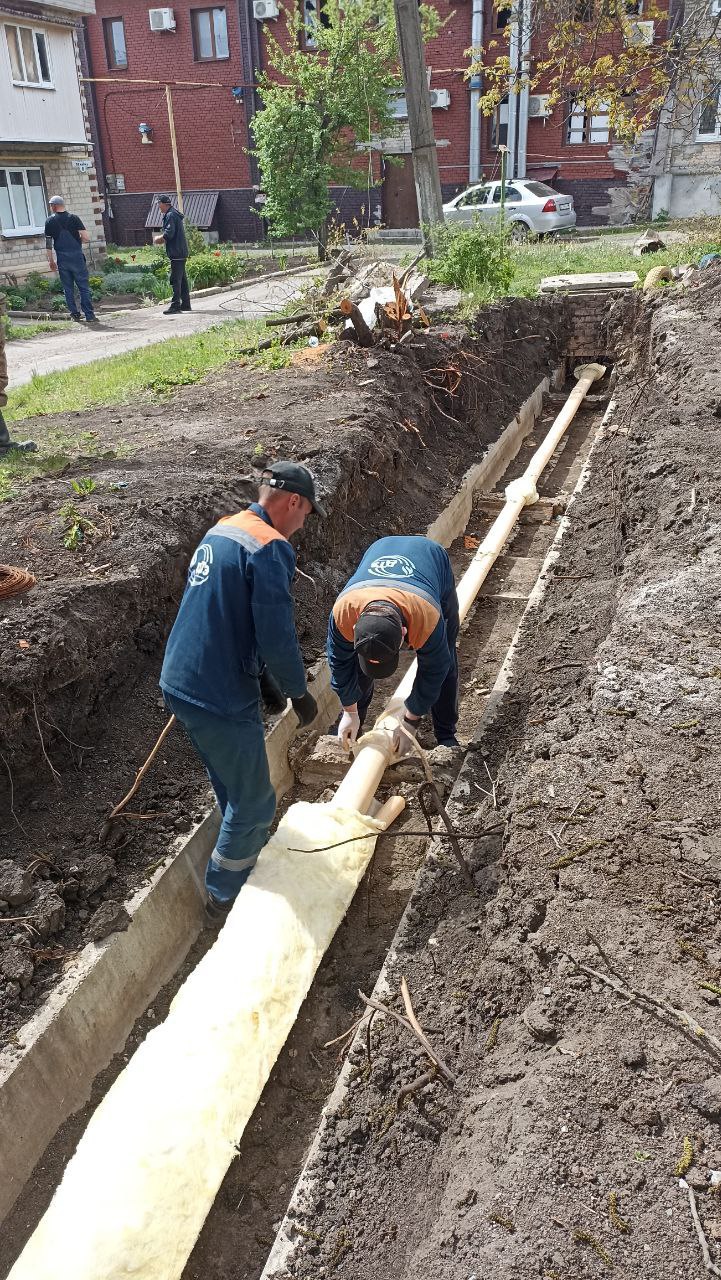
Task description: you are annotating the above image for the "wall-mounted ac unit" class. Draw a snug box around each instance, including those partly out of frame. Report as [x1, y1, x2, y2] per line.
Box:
[709, 0, 721, 15]
[253, 0, 279, 18]
[149, 7, 176, 29]
[429, 88, 451, 109]
[528, 93, 552, 118]
[626, 19, 654, 43]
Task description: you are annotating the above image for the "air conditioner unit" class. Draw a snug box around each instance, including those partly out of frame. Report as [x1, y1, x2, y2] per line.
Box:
[626, 19, 654, 43]
[149, 7, 176, 29]
[528, 93, 552, 118]
[253, 0, 279, 18]
[429, 88, 451, 109]
[710, 0, 721, 15]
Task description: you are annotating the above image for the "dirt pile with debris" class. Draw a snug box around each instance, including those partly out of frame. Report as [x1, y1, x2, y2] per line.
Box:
[268, 277, 721, 1279]
[0, 296, 567, 1044]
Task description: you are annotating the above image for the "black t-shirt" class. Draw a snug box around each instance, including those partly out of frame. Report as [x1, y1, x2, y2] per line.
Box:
[44, 211, 85, 248]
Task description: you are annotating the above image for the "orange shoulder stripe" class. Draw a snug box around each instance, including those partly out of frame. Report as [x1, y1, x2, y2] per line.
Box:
[217, 510, 287, 546]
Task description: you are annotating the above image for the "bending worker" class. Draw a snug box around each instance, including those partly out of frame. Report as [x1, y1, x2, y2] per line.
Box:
[160, 462, 324, 921]
[327, 535, 460, 755]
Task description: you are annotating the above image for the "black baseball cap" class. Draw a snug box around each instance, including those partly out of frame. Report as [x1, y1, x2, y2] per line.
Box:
[157, 194, 172, 205]
[260, 461, 326, 516]
[354, 602, 404, 678]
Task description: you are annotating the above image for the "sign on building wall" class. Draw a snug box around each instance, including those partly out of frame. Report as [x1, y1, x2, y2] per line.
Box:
[72, 159, 93, 172]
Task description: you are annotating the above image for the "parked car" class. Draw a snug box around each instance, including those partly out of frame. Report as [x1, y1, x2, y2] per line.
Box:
[442, 180, 576, 240]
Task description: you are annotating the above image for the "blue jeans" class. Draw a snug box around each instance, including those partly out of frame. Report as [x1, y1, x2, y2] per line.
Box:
[164, 691, 276, 903]
[356, 606, 460, 743]
[58, 252, 94, 320]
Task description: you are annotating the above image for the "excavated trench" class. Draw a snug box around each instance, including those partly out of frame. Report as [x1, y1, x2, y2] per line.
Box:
[0, 286, 642, 1276]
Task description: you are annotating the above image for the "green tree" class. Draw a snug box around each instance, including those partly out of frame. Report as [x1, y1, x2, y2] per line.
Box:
[252, 0, 440, 259]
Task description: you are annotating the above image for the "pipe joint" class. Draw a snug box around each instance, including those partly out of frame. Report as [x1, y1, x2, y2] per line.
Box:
[505, 476, 539, 507]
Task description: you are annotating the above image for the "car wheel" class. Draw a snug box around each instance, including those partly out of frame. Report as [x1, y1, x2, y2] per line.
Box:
[509, 222, 530, 243]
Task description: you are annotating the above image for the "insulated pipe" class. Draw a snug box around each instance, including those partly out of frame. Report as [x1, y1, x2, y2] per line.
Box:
[331, 363, 606, 817]
[468, 0, 483, 185]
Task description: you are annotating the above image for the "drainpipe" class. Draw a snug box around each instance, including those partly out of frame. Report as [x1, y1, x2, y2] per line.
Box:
[506, 3, 519, 178]
[468, 0, 483, 184]
[515, 0, 531, 179]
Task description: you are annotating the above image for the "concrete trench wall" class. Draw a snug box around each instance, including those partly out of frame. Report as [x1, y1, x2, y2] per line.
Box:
[0, 371, 560, 1229]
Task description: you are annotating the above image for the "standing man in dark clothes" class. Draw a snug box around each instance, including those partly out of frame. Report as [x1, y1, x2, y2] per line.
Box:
[45, 195, 98, 324]
[153, 195, 190, 315]
[0, 302, 36, 454]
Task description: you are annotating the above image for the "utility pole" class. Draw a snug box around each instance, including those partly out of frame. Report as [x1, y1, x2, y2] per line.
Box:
[392, 0, 444, 251]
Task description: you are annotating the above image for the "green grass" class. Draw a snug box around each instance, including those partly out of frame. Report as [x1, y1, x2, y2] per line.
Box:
[506, 236, 706, 297]
[7, 318, 270, 422]
[5, 318, 72, 341]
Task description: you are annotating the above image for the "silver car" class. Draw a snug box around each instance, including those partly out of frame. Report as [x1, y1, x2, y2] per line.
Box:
[442, 179, 576, 240]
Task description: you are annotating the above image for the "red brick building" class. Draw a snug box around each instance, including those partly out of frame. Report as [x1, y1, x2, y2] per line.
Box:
[82, 0, 661, 242]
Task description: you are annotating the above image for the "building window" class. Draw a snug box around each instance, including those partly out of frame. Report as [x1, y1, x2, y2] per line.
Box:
[491, 96, 509, 149]
[0, 167, 47, 235]
[697, 84, 721, 139]
[566, 98, 610, 143]
[191, 7, 229, 59]
[494, 1, 512, 28]
[302, 0, 330, 49]
[103, 17, 127, 69]
[5, 24, 52, 87]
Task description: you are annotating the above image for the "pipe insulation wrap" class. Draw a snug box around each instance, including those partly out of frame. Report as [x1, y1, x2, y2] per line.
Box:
[8, 801, 387, 1280]
[504, 476, 539, 507]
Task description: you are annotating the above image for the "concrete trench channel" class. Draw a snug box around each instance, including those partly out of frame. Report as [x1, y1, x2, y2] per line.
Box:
[0, 295, 622, 1278]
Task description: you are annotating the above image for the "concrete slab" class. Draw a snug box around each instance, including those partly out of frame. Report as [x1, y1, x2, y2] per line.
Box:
[539, 271, 639, 293]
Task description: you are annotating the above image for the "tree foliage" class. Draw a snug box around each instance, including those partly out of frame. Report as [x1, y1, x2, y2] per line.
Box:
[470, 0, 721, 143]
[252, 0, 440, 249]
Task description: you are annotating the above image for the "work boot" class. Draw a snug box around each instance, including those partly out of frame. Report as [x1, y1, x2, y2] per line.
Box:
[164, 306, 182, 316]
[0, 411, 37, 454]
[436, 736, 461, 749]
[181, 304, 192, 312]
[86, 314, 100, 325]
[205, 893, 233, 927]
[71, 312, 83, 322]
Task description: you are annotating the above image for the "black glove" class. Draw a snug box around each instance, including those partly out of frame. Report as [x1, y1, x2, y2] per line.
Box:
[259, 666, 287, 714]
[291, 690, 318, 728]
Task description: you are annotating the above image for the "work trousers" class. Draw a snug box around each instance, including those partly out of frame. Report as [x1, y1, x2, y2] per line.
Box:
[58, 251, 94, 320]
[163, 691, 276, 903]
[356, 608, 460, 743]
[169, 258, 191, 310]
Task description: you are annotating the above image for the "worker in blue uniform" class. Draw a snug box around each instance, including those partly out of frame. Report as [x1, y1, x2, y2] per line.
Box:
[160, 462, 325, 921]
[327, 536, 460, 755]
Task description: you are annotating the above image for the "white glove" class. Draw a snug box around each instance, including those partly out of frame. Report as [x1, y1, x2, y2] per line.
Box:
[392, 715, 420, 759]
[338, 708, 361, 751]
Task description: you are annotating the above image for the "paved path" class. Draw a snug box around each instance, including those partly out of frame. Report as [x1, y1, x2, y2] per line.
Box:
[6, 269, 317, 390]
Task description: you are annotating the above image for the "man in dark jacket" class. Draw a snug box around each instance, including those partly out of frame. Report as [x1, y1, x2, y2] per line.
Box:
[160, 461, 325, 920]
[153, 195, 190, 315]
[327, 536, 460, 755]
[0, 300, 36, 454]
[45, 195, 98, 324]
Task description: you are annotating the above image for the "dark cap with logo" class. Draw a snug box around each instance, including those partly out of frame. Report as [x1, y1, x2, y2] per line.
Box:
[260, 461, 326, 516]
[157, 194, 173, 205]
[353, 601, 404, 678]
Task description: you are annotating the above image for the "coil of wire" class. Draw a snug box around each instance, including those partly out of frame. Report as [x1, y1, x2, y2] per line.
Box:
[0, 564, 36, 602]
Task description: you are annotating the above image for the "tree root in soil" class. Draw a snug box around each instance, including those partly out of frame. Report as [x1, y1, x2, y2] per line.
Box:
[681, 1180, 721, 1278]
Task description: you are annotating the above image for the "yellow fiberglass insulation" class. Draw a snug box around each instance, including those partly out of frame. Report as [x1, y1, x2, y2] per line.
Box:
[9, 801, 383, 1280]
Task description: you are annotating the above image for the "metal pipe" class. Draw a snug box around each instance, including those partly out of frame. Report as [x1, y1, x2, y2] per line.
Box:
[468, 0, 484, 185]
[515, 0, 531, 179]
[505, 2, 520, 179]
[331, 362, 606, 816]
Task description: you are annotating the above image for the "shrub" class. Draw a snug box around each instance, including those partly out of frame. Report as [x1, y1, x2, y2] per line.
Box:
[427, 223, 514, 299]
[6, 293, 26, 310]
[185, 222, 207, 256]
[101, 272, 162, 297]
[185, 252, 247, 290]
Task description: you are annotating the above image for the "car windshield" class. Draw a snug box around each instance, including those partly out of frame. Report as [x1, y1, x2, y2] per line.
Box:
[524, 181, 558, 197]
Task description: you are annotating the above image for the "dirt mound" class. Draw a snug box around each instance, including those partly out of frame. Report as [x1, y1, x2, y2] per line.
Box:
[0, 296, 568, 1047]
[269, 279, 721, 1279]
